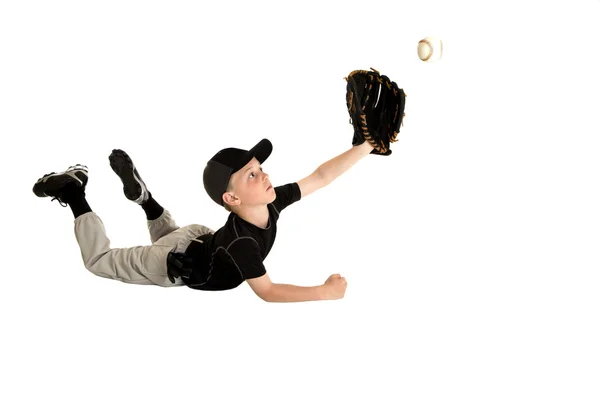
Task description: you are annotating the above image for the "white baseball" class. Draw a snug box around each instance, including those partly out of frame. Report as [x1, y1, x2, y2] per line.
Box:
[417, 36, 443, 62]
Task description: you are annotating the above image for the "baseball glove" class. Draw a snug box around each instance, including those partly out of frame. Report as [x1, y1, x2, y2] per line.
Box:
[345, 67, 406, 156]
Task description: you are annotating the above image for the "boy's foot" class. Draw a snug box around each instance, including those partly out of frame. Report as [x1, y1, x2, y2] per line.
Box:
[108, 149, 149, 205]
[32, 164, 89, 207]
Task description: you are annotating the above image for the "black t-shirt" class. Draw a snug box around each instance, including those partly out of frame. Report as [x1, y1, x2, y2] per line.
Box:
[182, 182, 302, 291]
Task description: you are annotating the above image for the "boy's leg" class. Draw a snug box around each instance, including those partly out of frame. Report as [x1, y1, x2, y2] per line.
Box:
[33, 165, 180, 287]
[73, 210, 176, 286]
[109, 149, 180, 243]
[106, 150, 217, 269]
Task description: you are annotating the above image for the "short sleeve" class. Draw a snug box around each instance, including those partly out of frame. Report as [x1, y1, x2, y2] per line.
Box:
[228, 238, 267, 280]
[271, 182, 302, 213]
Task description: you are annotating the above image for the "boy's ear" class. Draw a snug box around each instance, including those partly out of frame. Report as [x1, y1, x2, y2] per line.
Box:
[223, 191, 239, 207]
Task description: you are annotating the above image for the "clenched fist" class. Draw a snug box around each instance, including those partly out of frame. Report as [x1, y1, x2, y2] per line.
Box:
[322, 273, 347, 300]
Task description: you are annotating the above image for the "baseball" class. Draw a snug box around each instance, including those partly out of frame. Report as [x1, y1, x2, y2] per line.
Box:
[417, 36, 443, 62]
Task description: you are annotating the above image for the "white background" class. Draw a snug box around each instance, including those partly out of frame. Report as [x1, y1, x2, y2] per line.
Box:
[2, 0, 599, 399]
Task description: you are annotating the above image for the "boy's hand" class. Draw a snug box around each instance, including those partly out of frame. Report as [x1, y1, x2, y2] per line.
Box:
[322, 274, 347, 300]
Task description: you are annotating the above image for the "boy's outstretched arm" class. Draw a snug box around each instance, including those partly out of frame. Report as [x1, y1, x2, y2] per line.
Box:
[318, 141, 374, 186]
[297, 141, 374, 199]
[247, 272, 347, 302]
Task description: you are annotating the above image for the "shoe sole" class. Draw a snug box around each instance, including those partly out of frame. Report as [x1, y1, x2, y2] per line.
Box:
[109, 150, 146, 202]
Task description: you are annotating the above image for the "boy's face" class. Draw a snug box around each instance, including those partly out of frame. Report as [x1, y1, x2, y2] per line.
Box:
[224, 157, 275, 207]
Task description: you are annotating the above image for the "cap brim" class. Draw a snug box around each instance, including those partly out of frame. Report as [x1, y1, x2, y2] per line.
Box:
[234, 138, 272, 173]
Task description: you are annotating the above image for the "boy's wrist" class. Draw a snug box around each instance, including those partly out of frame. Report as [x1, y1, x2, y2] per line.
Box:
[317, 284, 328, 300]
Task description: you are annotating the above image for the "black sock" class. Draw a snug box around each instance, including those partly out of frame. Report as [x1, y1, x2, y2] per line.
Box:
[141, 192, 164, 220]
[61, 183, 92, 219]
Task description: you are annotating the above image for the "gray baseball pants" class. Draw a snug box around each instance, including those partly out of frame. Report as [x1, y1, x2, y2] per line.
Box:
[72, 209, 214, 286]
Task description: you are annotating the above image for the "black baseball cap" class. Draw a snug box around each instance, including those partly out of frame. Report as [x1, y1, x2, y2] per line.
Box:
[203, 138, 273, 207]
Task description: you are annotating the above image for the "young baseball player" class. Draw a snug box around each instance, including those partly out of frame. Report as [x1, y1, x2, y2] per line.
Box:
[32, 138, 376, 302]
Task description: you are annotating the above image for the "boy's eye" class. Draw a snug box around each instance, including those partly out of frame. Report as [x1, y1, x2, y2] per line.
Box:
[249, 168, 263, 179]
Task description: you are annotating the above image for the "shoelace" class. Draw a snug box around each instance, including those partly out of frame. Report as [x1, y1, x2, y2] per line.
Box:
[67, 163, 88, 172]
[51, 197, 68, 207]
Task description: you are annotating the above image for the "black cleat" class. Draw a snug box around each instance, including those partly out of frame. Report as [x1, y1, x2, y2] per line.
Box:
[109, 149, 149, 204]
[32, 164, 89, 207]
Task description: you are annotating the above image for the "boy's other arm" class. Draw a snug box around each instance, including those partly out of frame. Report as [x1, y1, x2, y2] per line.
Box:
[246, 272, 346, 302]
